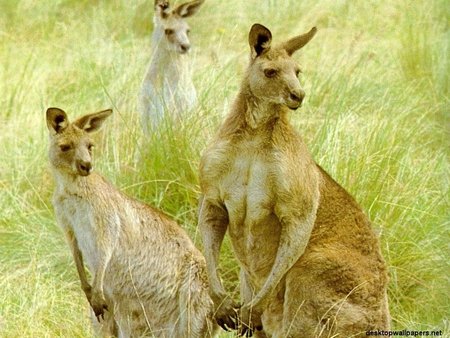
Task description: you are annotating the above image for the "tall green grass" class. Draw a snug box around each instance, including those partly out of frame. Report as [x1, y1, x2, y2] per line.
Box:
[0, 0, 448, 336]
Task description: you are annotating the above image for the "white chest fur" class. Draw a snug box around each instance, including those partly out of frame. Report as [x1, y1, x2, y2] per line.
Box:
[53, 193, 101, 272]
[139, 41, 197, 132]
[221, 152, 274, 229]
[210, 140, 281, 278]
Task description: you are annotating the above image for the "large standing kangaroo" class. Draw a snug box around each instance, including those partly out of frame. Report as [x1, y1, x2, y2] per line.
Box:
[198, 24, 390, 337]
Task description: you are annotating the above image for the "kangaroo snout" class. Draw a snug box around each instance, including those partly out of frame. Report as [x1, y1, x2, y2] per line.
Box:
[77, 160, 92, 176]
[287, 89, 305, 110]
[179, 43, 190, 53]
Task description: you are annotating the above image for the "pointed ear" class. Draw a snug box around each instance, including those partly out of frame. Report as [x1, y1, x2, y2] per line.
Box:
[175, 0, 204, 18]
[249, 24, 272, 59]
[74, 109, 112, 133]
[281, 27, 317, 56]
[46, 107, 69, 134]
[155, 0, 170, 17]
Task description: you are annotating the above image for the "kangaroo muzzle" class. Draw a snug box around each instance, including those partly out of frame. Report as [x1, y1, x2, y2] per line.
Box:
[77, 160, 92, 176]
[287, 88, 305, 110]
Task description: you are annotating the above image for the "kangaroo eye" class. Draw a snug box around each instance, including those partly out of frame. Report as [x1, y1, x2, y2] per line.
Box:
[186, 29, 191, 35]
[264, 68, 277, 78]
[165, 29, 174, 35]
[295, 68, 302, 77]
[88, 144, 94, 151]
[60, 144, 71, 152]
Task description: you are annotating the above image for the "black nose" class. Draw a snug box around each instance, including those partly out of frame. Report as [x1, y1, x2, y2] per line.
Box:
[77, 161, 92, 176]
[180, 44, 190, 53]
[290, 91, 304, 104]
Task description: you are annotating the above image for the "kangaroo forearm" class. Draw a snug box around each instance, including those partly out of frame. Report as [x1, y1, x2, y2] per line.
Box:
[66, 229, 91, 294]
[91, 256, 110, 297]
[205, 247, 226, 296]
[250, 243, 306, 309]
[240, 269, 255, 305]
[249, 217, 314, 310]
[198, 198, 229, 302]
[201, 226, 228, 302]
[73, 242, 91, 293]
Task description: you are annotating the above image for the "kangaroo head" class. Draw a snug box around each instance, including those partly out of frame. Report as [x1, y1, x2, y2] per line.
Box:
[46, 108, 112, 177]
[246, 24, 317, 111]
[154, 0, 204, 54]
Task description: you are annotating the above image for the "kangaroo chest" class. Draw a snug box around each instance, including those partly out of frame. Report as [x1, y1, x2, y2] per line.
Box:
[54, 192, 101, 272]
[217, 141, 281, 279]
[221, 154, 273, 226]
[142, 58, 196, 115]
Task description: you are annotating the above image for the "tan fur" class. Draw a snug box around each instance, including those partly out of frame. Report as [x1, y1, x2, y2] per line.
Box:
[46, 107, 216, 338]
[198, 24, 390, 337]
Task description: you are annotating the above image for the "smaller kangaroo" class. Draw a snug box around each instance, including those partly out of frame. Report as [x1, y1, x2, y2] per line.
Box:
[198, 24, 390, 337]
[139, 0, 204, 133]
[46, 107, 216, 338]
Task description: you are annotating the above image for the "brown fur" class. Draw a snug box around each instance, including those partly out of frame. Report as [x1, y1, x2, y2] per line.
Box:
[47, 108, 217, 337]
[198, 24, 390, 337]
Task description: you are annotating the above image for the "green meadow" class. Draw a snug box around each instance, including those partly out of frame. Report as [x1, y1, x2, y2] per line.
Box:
[0, 0, 448, 336]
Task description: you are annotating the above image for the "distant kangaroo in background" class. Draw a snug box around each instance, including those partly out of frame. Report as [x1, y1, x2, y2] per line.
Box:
[198, 24, 390, 337]
[46, 107, 216, 337]
[139, 0, 204, 133]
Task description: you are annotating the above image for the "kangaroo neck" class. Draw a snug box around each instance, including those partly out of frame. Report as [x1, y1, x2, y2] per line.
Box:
[52, 169, 96, 196]
[239, 82, 287, 130]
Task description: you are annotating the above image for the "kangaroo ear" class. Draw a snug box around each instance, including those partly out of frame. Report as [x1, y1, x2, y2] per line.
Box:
[74, 109, 112, 133]
[155, 0, 170, 17]
[46, 107, 69, 134]
[249, 24, 272, 59]
[175, 0, 204, 18]
[281, 27, 317, 56]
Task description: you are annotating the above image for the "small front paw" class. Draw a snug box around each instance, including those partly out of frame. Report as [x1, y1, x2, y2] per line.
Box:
[214, 297, 240, 331]
[238, 304, 263, 337]
[89, 291, 109, 322]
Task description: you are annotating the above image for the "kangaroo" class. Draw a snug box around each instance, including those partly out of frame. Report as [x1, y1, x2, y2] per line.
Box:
[139, 0, 204, 133]
[198, 24, 390, 337]
[46, 107, 216, 338]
